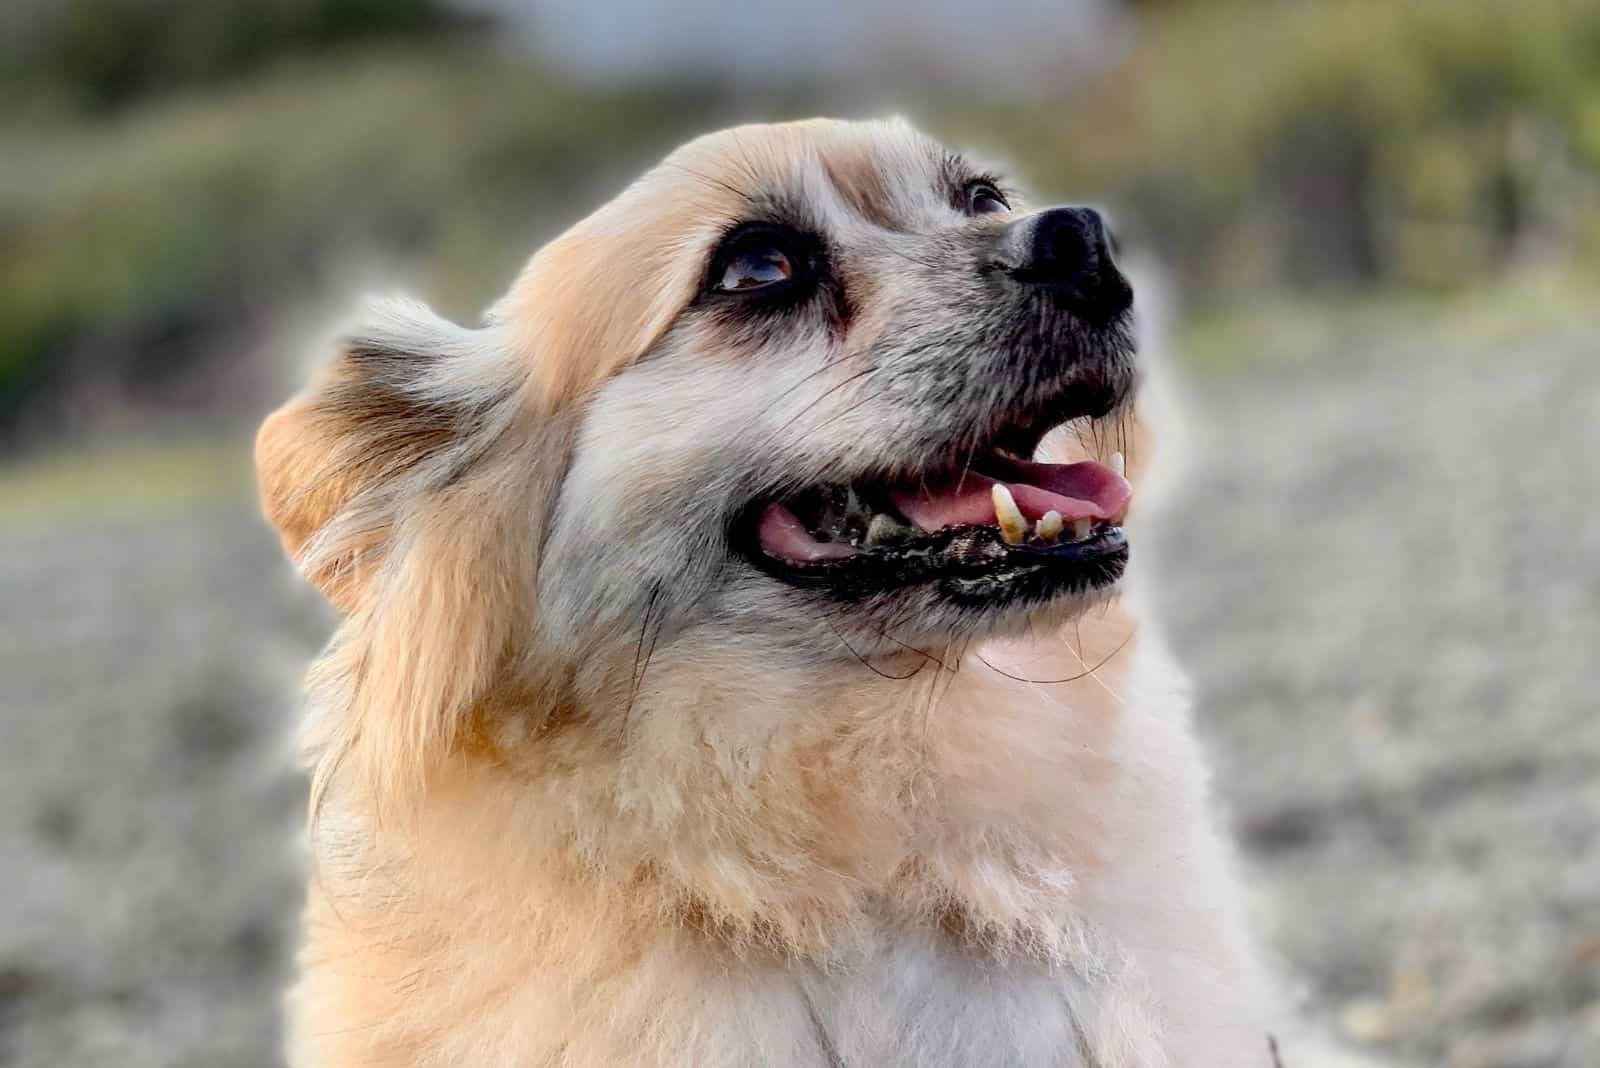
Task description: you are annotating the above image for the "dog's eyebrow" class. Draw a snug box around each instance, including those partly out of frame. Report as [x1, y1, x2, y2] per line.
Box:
[937, 150, 1005, 208]
[822, 151, 899, 229]
[656, 157, 823, 239]
[938, 150, 972, 184]
[661, 161, 756, 206]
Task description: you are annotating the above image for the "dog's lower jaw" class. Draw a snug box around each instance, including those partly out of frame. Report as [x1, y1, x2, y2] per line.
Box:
[288, 609, 1269, 1068]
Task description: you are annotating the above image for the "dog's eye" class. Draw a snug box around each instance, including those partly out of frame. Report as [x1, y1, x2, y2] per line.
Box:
[966, 183, 1010, 216]
[716, 246, 794, 292]
[708, 224, 816, 297]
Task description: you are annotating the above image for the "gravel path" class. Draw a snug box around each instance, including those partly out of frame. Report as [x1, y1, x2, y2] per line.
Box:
[0, 505, 325, 1068]
[1, 310, 1595, 1066]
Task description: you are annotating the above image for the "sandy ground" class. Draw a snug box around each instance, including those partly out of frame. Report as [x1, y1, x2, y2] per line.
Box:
[1152, 310, 1600, 1068]
[1, 309, 1596, 1066]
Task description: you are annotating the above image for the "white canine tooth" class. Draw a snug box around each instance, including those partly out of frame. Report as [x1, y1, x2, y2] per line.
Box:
[1036, 510, 1064, 542]
[1109, 451, 1126, 478]
[1070, 518, 1093, 541]
[991, 484, 1027, 546]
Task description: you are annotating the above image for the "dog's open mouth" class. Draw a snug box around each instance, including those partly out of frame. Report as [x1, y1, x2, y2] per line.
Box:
[743, 421, 1133, 605]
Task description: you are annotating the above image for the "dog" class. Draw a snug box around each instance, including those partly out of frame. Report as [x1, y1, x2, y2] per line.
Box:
[257, 117, 1271, 1066]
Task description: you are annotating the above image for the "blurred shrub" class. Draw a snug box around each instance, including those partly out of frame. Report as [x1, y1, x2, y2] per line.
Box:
[0, 44, 724, 429]
[985, 0, 1600, 299]
[7, 0, 467, 110]
[3, 0, 1600, 436]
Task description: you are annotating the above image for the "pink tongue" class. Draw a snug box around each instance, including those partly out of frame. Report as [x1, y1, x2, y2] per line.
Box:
[888, 461, 1131, 533]
[756, 503, 859, 562]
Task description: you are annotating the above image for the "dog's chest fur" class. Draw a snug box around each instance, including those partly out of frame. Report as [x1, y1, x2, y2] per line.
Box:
[445, 929, 1145, 1067]
[295, 895, 1237, 1068]
[290, 619, 1267, 1067]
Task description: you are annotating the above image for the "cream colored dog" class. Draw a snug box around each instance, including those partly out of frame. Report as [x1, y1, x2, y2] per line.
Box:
[258, 118, 1271, 1066]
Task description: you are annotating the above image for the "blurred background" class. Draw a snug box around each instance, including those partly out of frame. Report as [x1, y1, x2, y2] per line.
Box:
[2, 1, 1597, 1065]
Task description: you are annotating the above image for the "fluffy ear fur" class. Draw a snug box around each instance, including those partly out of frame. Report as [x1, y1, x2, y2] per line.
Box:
[256, 299, 522, 611]
[257, 299, 546, 813]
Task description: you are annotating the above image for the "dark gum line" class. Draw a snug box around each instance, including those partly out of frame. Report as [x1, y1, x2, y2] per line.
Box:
[744, 522, 1129, 602]
[780, 521, 1122, 566]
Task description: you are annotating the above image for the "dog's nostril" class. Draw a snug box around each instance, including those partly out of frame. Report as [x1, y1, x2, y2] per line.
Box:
[1030, 207, 1103, 279]
[994, 206, 1130, 322]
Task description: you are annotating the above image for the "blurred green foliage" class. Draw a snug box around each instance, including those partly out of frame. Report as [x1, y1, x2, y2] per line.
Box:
[2, 0, 1598, 434]
[999, 0, 1600, 299]
[5, 0, 466, 110]
[0, 46, 725, 428]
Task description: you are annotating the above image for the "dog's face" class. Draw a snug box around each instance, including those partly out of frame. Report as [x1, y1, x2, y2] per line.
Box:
[542, 119, 1137, 665]
[259, 118, 1137, 747]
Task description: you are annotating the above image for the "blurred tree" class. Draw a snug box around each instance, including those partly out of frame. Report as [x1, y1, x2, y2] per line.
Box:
[18, 0, 471, 110]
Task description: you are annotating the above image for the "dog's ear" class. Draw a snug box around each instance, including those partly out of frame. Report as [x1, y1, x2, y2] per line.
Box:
[256, 299, 520, 612]
[260, 300, 553, 813]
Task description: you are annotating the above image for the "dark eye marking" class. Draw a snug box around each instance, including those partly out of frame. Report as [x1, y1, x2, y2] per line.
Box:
[704, 222, 824, 303]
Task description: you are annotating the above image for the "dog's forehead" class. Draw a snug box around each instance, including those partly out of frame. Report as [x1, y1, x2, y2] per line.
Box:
[491, 119, 969, 408]
[659, 118, 957, 227]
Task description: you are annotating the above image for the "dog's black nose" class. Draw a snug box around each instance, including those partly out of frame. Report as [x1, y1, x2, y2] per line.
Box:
[993, 207, 1132, 322]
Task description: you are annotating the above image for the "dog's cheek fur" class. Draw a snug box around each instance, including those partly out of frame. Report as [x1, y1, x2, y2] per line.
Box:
[261, 141, 760, 821]
[534, 312, 857, 679]
[535, 351, 756, 674]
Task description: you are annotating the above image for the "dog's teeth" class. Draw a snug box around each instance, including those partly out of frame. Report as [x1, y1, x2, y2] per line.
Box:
[1036, 510, 1064, 542]
[1070, 518, 1093, 541]
[844, 486, 869, 522]
[1109, 451, 1126, 478]
[991, 484, 1027, 546]
[865, 513, 911, 547]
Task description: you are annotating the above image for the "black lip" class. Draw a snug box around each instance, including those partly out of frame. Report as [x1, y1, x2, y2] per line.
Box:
[740, 518, 1128, 605]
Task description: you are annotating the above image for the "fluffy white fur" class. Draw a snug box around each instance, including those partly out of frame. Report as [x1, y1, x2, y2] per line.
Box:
[259, 118, 1275, 1067]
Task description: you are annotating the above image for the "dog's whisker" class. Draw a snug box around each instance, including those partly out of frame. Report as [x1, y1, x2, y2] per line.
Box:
[623, 583, 664, 741]
[735, 349, 870, 447]
[874, 628, 952, 671]
[1054, 629, 1133, 701]
[662, 161, 755, 204]
[877, 244, 947, 272]
[759, 364, 883, 451]
[823, 617, 925, 681]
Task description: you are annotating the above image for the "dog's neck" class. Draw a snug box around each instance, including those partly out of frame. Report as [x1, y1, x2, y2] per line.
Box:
[315, 601, 1140, 963]
[296, 596, 1270, 1065]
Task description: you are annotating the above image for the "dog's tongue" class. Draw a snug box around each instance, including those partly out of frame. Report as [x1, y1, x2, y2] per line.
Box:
[889, 461, 1131, 533]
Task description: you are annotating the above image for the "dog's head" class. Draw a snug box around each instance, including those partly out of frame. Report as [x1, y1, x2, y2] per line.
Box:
[258, 118, 1140, 802]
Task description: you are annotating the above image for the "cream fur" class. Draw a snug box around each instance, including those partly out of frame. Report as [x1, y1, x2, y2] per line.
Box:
[259, 119, 1272, 1067]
